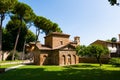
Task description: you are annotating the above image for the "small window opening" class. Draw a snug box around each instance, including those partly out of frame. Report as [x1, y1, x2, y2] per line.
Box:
[60, 41, 63, 45]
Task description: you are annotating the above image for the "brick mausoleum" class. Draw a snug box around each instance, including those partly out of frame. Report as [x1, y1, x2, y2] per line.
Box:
[26, 32, 80, 66]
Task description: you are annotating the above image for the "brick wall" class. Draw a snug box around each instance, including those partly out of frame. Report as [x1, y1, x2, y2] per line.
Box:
[79, 57, 110, 64]
[59, 50, 79, 66]
[45, 36, 52, 48]
[45, 33, 70, 48]
[52, 36, 69, 48]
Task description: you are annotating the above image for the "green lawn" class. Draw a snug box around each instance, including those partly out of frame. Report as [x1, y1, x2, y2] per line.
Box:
[0, 64, 20, 68]
[0, 60, 24, 68]
[0, 63, 120, 80]
[0, 60, 23, 63]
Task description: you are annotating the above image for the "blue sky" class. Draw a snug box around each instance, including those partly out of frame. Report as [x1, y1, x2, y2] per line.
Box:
[5, 0, 120, 45]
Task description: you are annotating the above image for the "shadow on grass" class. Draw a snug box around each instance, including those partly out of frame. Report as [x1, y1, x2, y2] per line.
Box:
[64, 64, 99, 68]
[0, 64, 120, 80]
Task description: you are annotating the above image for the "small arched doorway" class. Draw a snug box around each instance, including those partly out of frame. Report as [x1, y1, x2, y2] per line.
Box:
[73, 55, 76, 64]
[43, 55, 48, 65]
[62, 55, 66, 65]
[67, 55, 71, 65]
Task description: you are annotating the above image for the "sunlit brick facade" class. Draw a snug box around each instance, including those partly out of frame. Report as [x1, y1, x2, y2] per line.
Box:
[26, 32, 80, 66]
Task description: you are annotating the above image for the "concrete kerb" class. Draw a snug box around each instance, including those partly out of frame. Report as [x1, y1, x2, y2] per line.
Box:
[5, 64, 25, 72]
[0, 60, 33, 73]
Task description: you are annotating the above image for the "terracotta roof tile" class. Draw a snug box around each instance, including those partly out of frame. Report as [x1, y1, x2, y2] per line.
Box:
[91, 40, 120, 45]
[35, 42, 76, 50]
[36, 43, 51, 50]
[45, 32, 70, 38]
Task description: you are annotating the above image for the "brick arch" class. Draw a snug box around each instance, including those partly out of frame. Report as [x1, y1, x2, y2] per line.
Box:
[43, 55, 48, 65]
[61, 55, 66, 65]
[73, 55, 76, 64]
[67, 54, 71, 65]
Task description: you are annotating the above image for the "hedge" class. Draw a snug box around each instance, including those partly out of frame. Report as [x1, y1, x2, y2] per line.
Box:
[109, 58, 120, 67]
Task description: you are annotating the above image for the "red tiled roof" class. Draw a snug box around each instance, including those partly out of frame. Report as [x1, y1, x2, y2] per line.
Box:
[45, 32, 70, 38]
[91, 40, 120, 45]
[36, 42, 76, 50]
[36, 43, 51, 50]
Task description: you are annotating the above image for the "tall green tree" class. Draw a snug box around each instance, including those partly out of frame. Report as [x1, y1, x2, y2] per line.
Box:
[12, 2, 34, 60]
[3, 16, 36, 51]
[76, 45, 89, 56]
[76, 45, 109, 66]
[88, 45, 109, 66]
[6, 16, 27, 51]
[0, 0, 18, 60]
[2, 27, 36, 60]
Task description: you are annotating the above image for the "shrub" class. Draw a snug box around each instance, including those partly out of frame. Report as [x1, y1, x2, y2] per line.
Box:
[109, 58, 120, 67]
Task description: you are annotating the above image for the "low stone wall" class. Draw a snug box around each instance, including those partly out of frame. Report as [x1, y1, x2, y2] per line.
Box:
[79, 57, 110, 64]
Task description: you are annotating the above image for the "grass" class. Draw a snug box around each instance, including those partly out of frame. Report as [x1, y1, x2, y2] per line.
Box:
[0, 63, 120, 80]
[0, 64, 20, 68]
[0, 60, 23, 63]
[0, 60, 24, 68]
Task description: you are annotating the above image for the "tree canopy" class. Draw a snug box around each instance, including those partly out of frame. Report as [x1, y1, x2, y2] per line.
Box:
[34, 16, 62, 42]
[88, 45, 109, 66]
[76, 44, 109, 66]
[11, 2, 36, 60]
[111, 37, 117, 42]
[0, 0, 18, 61]
[34, 16, 62, 35]
[0, 0, 62, 56]
[3, 17, 36, 51]
[0, 0, 18, 53]
[108, 0, 119, 5]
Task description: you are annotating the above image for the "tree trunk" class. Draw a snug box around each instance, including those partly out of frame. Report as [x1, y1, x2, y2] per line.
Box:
[35, 28, 40, 45]
[0, 24, 2, 61]
[12, 19, 22, 60]
[22, 40, 26, 60]
[0, 21, 2, 61]
[36, 28, 40, 42]
[0, 14, 5, 61]
[22, 24, 31, 60]
[99, 58, 102, 66]
[96, 56, 102, 66]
